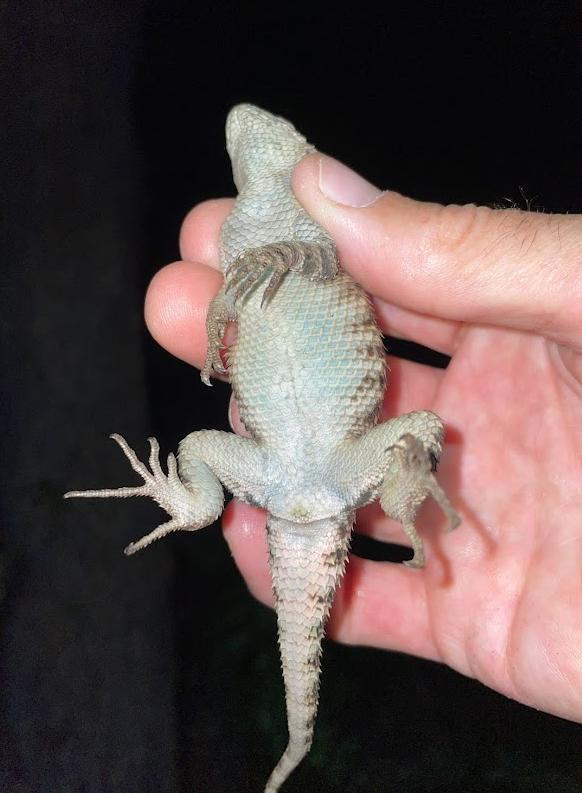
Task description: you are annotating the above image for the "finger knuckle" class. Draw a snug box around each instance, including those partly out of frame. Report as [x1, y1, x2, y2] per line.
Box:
[428, 202, 491, 262]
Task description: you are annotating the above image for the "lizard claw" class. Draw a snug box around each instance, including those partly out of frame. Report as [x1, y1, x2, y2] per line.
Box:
[225, 241, 339, 308]
[64, 434, 166, 502]
[65, 435, 216, 553]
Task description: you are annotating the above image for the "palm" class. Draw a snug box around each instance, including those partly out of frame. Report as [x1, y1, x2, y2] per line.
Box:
[150, 189, 582, 725]
[375, 324, 582, 722]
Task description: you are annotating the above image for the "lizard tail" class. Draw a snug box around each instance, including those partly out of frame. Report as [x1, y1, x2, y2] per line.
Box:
[264, 513, 353, 793]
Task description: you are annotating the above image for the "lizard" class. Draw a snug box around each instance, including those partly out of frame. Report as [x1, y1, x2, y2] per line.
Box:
[65, 104, 460, 792]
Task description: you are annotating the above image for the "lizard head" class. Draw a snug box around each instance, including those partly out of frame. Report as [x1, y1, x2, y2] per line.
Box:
[225, 104, 314, 190]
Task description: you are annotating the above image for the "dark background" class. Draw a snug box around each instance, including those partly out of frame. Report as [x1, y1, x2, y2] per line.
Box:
[2, 2, 582, 792]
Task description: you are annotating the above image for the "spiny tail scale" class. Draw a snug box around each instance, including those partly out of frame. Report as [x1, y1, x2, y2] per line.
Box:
[264, 514, 353, 793]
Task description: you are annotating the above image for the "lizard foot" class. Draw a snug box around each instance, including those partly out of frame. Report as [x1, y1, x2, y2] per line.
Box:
[64, 434, 215, 554]
[226, 241, 338, 306]
[380, 433, 460, 568]
[201, 287, 236, 385]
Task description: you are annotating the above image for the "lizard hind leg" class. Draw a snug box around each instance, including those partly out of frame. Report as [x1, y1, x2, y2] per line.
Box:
[333, 411, 460, 569]
[380, 433, 460, 568]
[64, 433, 224, 555]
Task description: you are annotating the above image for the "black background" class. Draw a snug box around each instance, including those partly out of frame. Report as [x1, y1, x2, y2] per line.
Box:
[2, 2, 582, 792]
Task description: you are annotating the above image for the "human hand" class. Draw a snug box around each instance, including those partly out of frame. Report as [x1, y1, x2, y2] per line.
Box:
[145, 153, 582, 723]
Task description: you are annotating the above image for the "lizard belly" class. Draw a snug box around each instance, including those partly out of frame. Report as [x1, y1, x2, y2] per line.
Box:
[229, 270, 386, 464]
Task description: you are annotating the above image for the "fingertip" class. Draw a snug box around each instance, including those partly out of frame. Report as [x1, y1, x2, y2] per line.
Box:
[296, 153, 382, 209]
[292, 154, 416, 296]
[291, 153, 321, 205]
[179, 198, 234, 266]
[228, 394, 252, 437]
[222, 501, 273, 606]
[292, 155, 362, 242]
[144, 260, 222, 368]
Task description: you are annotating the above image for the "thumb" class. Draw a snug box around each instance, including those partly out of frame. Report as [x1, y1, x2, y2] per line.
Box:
[293, 154, 582, 346]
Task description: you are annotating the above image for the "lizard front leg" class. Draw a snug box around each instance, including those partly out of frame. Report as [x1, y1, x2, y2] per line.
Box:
[334, 411, 460, 567]
[226, 241, 338, 305]
[203, 241, 338, 383]
[65, 431, 271, 554]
